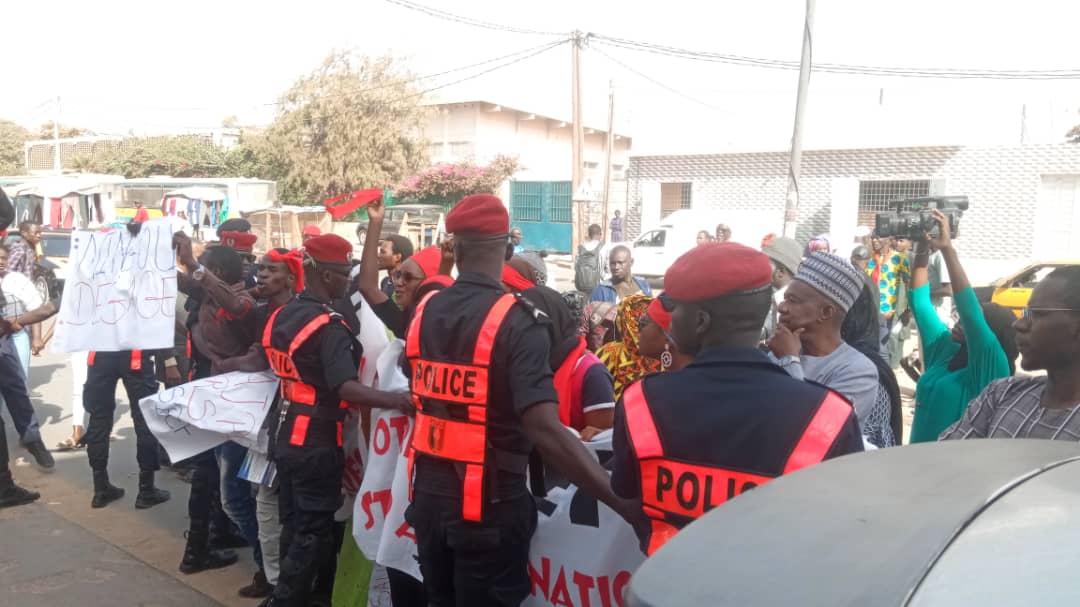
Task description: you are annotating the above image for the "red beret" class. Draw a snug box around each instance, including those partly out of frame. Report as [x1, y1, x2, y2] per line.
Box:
[445, 194, 509, 238]
[664, 242, 772, 302]
[410, 246, 442, 278]
[301, 225, 322, 237]
[304, 233, 354, 265]
[220, 231, 257, 253]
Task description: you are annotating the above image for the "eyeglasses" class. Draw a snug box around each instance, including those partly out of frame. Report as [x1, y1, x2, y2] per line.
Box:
[1021, 307, 1080, 319]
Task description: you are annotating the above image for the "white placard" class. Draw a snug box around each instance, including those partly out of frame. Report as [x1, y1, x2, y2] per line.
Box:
[138, 371, 279, 462]
[54, 218, 178, 352]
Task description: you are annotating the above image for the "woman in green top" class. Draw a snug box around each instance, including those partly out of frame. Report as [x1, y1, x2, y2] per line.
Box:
[909, 210, 1019, 443]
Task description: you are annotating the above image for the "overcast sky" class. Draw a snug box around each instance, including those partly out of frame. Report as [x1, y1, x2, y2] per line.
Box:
[4, 0, 1080, 153]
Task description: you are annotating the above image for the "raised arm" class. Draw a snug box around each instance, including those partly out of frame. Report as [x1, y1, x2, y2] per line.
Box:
[359, 197, 390, 306]
[174, 232, 252, 319]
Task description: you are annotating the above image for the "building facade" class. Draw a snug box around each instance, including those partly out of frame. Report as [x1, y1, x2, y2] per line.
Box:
[627, 144, 1080, 282]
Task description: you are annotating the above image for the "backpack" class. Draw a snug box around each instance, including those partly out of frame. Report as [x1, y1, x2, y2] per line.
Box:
[574, 241, 604, 294]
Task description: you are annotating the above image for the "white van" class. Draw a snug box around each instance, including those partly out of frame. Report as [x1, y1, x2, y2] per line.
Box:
[629, 209, 784, 278]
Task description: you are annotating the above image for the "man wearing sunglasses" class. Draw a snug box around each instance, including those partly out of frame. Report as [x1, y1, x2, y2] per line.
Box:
[611, 242, 864, 555]
[941, 266, 1080, 440]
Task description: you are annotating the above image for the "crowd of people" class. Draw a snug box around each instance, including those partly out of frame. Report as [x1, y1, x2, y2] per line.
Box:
[1, 186, 1080, 607]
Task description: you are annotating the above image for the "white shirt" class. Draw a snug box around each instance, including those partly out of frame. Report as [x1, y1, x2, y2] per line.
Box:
[0, 271, 44, 318]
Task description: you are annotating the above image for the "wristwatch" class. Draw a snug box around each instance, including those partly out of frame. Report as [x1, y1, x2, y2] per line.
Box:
[191, 264, 207, 281]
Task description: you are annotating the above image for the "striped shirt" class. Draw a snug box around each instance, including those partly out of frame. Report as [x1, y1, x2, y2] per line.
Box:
[940, 376, 1080, 441]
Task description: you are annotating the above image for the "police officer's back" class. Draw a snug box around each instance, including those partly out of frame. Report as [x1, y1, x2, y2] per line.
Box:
[611, 243, 864, 555]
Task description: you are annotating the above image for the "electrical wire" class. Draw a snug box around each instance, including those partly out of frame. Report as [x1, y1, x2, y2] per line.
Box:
[590, 34, 1080, 80]
[591, 47, 727, 112]
[382, 0, 564, 36]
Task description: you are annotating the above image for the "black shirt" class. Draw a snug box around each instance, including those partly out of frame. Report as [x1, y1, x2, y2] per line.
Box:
[409, 272, 558, 500]
[267, 293, 361, 449]
[611, 346, 864, 505]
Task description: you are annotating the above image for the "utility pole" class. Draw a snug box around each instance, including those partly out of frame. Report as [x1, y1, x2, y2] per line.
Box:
[1020, 103, 1028, 144]
[53, 96, 62, 174]
[571, 31, 586, 251]
[783, 0, 814, 238]
[601, 80, 615, 234]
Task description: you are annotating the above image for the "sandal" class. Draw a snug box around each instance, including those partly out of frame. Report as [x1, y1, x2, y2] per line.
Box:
[57, 427, 86, 451]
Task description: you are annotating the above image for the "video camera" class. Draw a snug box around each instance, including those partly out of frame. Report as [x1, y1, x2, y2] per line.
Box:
[874, 195, 969, 240]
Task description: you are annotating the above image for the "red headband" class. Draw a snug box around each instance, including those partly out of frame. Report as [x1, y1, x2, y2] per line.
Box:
[268, 249, 305, 292]
[647, 297, 672, 333]
[502, 264, 534, 292]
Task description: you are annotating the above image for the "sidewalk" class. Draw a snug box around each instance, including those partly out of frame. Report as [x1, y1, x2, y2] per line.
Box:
[0, 502, 220, 607]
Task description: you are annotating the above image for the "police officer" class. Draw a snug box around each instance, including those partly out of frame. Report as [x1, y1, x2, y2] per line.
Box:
[611, 242, 865, 555]
[405, 194, 642, 606]
[83, 345, 175, 509]
[261, 233, 411, 607]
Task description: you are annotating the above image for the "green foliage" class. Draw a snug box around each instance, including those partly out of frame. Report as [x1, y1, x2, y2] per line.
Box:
[263, 51, 430, 205]
[396, 155, 520, 202]
[87, 136, 233, 178]
[0, 120, 29, 175]
[38, 122, 94, 139]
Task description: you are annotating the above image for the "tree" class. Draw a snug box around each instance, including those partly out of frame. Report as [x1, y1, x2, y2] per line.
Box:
[87, 136, 233, 177]
[396, 155, 520, 202]
[38, 122, 94, 139]
[0, 120, 30, 174]
[264, 51, 430, 204]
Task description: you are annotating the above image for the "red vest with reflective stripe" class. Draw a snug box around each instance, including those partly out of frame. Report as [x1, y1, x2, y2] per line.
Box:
[405, 290, 518, 522]
[622, 380, 853, 555]
[262, 305, 349, 448]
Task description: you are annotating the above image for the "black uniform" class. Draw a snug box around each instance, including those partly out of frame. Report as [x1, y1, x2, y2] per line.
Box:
[405, 272, 557, 607]
[611, 346, 865, 511]
[265, 293, 360, 606]
[83, 349, 167, 473]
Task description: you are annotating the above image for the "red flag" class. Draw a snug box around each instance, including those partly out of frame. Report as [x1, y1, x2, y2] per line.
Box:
[323, 189, 383, 219]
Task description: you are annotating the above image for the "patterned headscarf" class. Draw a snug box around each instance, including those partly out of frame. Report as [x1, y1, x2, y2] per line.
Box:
[597, 294, 661, 400]
[561, 290, 589, 336]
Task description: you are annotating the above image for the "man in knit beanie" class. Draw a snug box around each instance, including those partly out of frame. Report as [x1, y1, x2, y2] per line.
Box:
[768, 252, 882, 432]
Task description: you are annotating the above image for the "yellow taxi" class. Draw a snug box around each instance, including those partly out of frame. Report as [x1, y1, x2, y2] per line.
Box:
[988, 262, 1080, 317]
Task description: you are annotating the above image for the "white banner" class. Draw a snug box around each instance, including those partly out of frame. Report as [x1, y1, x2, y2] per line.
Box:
[351, 381, 647, 605]
[139, 371, 279, 462]
[54, 218, 178, 353]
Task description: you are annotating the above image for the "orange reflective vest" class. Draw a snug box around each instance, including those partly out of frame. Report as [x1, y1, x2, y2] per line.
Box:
[87, 350, 144, 371]
[405, 291, 518, 522]
[263, 306, 349, 448]
[623, 380, 853, 555]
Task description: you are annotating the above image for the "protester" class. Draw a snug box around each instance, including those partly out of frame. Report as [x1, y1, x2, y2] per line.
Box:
[262, 233, 411, 606]
[715, 223, 731, 242]
[404, 194, 642, 606]
[843, 245, 882, 354]
[301, 225, 322, 242]
[510, 226, 524, 253]
[0, 293, 61, 507]
[638, 294, 693, 372]
[575, 223, 606, 295]
[611, 242, 863, 555]
[561, 290, 590, 337]
[586, 301, 617, 351]
[590, 245, 653, 303]
[610, 210, 624, 242]
[522, 286, 615, 439]
[768, 252, 882, 430]
[909, 211, 1016, 443]
[941, 266, 1080, 440]
[133, 201, 150, 223]
[696, 230, 711, 246]
[761, 236, 802, 342]
[7, 221, 40, 278]
[867, 232, 911, 364]
[378, 234, 414, 298]
[597, 294, 662, 401]
[508, 251, 547, 287]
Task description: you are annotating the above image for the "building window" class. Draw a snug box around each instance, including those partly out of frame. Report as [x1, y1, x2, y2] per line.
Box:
[660, 182, 692, 218]
[858, 179, 930, 226]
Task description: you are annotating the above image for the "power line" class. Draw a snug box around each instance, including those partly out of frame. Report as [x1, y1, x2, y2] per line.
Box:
[382, 0, 564, 36]
[591, 47, 728, 112]
[590, 34, 1080, 80]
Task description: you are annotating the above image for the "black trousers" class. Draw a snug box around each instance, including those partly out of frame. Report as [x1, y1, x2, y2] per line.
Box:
[272, 445, 344, 607]
[406, 491, 538, 607]
[83, 351, 161, 472]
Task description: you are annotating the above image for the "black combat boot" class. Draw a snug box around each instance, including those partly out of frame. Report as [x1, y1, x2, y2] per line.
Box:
[238, 569, 273, 598]
[179, 530, 239, 574]
[134, 470, 170, 509]
[90, 469, 124, 509]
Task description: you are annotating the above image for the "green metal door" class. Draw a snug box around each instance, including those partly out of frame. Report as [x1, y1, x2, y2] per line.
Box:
[509, 181, 572, 253]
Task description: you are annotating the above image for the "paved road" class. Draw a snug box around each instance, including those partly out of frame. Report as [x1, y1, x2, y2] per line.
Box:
[0, 350, 257, 607]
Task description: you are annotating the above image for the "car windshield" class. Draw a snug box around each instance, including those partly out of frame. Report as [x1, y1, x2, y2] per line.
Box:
[41, 235, 71, 258]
